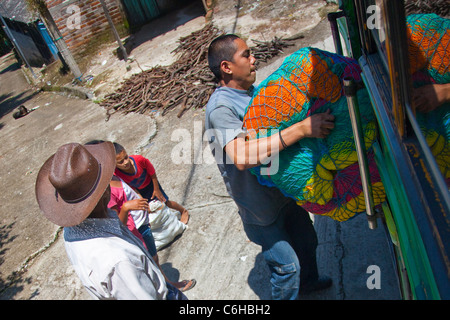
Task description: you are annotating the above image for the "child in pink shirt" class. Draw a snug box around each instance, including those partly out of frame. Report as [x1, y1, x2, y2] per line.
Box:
[108, 176, 155, 255]
[113, 142, 189, 224]
[108, 175, 195, 292]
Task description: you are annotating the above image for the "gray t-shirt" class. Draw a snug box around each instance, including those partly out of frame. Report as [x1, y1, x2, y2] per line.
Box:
[204, 86, 290, 226]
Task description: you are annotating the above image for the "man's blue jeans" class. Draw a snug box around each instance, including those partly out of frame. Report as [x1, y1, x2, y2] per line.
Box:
[243, 200, 319, 300]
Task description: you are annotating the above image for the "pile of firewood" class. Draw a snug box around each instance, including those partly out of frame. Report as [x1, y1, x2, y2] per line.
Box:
[251, 37, 297, 66]
[101, 24, 297, 118]
[101, 24, 220, 118]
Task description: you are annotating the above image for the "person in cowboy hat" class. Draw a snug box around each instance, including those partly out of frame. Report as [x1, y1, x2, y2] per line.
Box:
[35, 141, 185, 300]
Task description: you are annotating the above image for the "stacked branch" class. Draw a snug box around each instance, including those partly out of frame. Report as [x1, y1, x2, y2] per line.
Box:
[100, 24, 298, 118]
[101, 24, 220, 118]
[251, 37, 296, 66]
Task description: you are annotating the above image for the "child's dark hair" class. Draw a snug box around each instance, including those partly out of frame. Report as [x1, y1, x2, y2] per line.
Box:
[85, 139, 105, 145]
[87, 140, 124, 155]
[113, 142, 125, 155]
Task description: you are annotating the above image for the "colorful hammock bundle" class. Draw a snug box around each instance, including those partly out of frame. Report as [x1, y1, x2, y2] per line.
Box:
[243, 47, 382, 221]
[242, 13, 450, 222]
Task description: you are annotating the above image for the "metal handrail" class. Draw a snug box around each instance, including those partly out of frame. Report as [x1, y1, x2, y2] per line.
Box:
[344, 77, 377, 229]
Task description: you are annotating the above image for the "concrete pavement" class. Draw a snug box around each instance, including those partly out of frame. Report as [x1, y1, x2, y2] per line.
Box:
[0, 3, 401, 300]
[0, 52, 156, 299]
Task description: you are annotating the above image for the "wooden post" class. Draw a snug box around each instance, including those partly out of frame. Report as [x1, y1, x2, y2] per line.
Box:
[38, 5, 83, 81]
[99, 0, 127, 61]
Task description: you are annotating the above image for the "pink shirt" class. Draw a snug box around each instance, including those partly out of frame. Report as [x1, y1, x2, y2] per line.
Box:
[108, 179, 148, 249]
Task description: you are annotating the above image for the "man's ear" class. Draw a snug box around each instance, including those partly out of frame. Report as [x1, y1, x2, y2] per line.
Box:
[220, 60, 233, 75]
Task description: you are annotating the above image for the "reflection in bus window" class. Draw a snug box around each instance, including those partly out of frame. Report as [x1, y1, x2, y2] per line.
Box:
[405, 13, 450, 186]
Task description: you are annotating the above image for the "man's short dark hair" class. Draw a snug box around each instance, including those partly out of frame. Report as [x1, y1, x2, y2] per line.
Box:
[208, 34, 240, 80]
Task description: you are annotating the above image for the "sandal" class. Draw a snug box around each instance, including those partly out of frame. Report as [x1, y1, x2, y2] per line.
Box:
[178, 279, 196, 292]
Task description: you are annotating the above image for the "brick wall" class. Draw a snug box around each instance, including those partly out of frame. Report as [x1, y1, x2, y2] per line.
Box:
[44, 0, 125, 56]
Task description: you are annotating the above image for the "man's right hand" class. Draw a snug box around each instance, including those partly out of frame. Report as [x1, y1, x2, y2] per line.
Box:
[298, 109, 335, 139]
[413, 83, 450, 113]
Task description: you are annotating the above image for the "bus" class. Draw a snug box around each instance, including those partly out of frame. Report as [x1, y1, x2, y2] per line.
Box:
[327, 0, 450, 299]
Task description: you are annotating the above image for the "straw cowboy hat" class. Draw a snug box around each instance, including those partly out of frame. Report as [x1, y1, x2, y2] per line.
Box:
[35, 142, 115, 227]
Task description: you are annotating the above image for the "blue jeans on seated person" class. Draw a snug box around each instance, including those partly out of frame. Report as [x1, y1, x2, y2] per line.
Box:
[138, 224, 158, 257]
[243, 200, 319, 300]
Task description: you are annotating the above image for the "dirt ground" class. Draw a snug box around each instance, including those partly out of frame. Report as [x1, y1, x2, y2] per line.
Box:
[0, 0, 400, 301]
